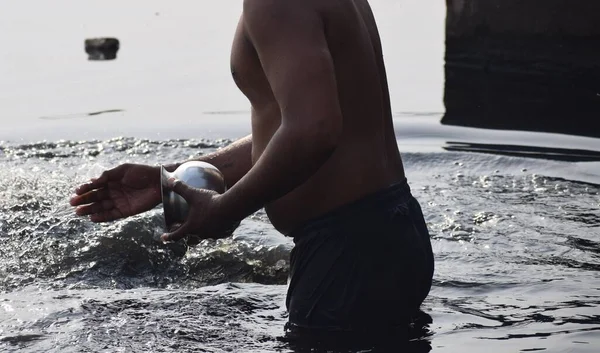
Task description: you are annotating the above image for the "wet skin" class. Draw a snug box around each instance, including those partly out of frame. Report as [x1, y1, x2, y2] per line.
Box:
[227, 0, 406, 234]
[70, 0, 406, 240]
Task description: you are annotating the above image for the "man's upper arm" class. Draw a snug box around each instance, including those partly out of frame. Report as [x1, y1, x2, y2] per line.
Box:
[243, 0, 343, 130]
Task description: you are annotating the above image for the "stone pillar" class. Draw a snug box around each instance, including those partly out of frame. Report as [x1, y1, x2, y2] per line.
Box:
[442, 0, 600, 138]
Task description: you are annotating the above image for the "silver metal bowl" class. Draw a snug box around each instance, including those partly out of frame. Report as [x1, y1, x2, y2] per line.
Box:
[161, 161, 234, 236]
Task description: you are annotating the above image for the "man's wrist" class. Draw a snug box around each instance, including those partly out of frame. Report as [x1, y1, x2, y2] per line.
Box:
[214, 188, 253, 227]
[211, 193, 237, 231]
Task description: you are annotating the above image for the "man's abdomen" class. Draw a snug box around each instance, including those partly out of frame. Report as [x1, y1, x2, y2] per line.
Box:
[264, 143, 406, 234]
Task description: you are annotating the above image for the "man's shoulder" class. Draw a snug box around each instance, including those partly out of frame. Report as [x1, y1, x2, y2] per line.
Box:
[244, 0, 293, 11]
[243, 0, 317, 8]
[242, 0, 325, 36]
[243, 0, 321, 19]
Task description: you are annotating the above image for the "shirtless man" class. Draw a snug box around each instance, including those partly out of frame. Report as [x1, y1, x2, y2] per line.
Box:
[71, 0, 434, 346]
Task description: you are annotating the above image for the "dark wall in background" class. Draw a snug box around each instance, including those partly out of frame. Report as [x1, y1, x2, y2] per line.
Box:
[443, 0, 600, 138]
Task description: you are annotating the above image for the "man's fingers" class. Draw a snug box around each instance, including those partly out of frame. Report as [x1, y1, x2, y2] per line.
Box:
[75, 199, 114, 216]
[75, 181, 99, 196]
[169, 178, 196, 202]
[70, 188, 110, 206]
[74, 166, 123, 195]
[74, 176, 108, 196]
[168, 222, 184, 232]
[161, 223, 191, 242]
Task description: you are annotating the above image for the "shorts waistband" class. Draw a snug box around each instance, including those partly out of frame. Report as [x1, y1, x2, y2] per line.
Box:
[289, 178, 413, 239]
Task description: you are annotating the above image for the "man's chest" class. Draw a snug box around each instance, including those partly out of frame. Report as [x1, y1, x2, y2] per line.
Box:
[229, 16, 275, 108]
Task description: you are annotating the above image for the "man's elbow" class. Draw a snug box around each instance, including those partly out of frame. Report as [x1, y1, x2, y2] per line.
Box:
[305, 114, 343, 155]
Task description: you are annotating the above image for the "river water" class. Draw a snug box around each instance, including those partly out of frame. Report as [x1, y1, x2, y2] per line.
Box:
[1, 1, 599, 352]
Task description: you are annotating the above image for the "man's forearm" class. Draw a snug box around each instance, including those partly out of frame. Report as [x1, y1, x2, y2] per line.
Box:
[217, 125, 339, 223]
[165, 134, 253, 188]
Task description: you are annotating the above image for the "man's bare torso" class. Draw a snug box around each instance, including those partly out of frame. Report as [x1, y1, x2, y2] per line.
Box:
[230, 0, 405, 234]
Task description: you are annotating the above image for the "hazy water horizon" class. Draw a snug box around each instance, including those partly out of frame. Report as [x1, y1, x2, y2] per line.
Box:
[0, 0, 445, 142]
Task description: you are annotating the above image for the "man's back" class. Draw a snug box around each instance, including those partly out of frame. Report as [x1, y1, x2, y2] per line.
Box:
[232, 0, 406, 234]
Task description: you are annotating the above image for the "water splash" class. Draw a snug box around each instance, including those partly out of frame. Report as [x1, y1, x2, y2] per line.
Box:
[0, 137, 598, 352]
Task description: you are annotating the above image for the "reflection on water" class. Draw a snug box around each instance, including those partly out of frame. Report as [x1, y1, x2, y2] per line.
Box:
[440, 14, 600, 164]
[442, 2, 600, 139]
[444, 141, 600, 162]
[442, 60, 600, 139]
